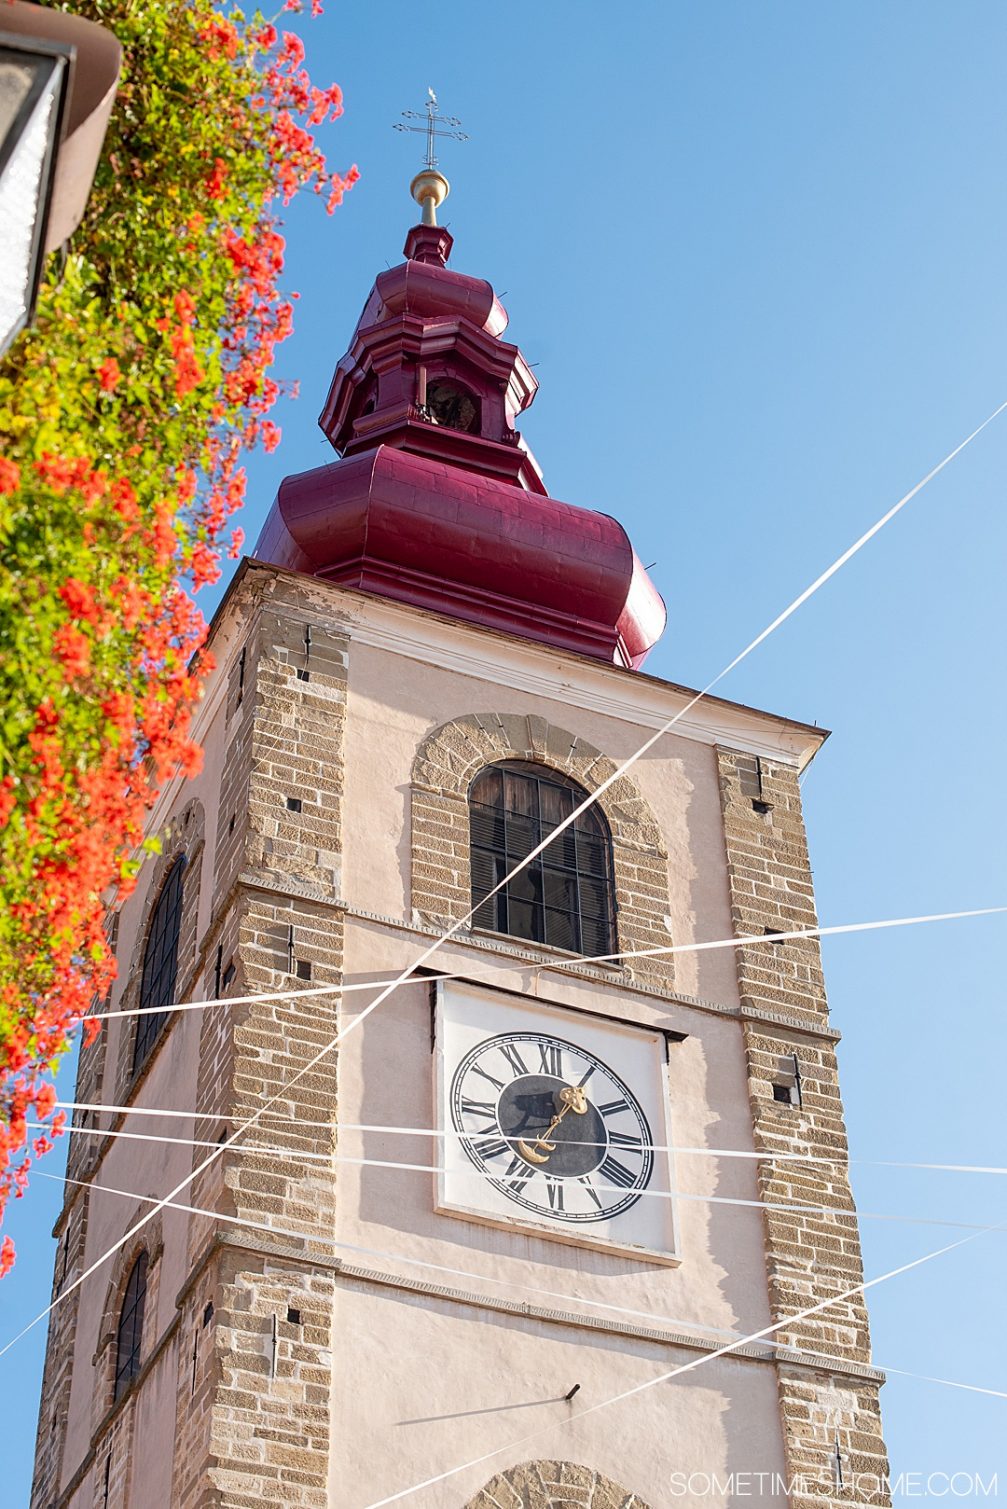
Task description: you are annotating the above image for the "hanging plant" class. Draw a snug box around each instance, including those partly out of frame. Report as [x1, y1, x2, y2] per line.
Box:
[0, 0, 357, 1274]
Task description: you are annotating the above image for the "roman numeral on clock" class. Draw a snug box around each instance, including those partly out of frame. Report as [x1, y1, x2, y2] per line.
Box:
[502, 1154, 533, 1197]
[545, 1179, 565, 1212]
[598, 1154, 637, 1190]
[473, 1136, 509, 1162]
[609, 1130, 644, 1149]
[578, 1176, 604, 1211]
[599, 1098, 630, 1117]
[538, 1041, 563, 1076]
[469, 1062, 505, 1092]
[459, 1096, 497, 1121]
[499, 1042, 528, 1076]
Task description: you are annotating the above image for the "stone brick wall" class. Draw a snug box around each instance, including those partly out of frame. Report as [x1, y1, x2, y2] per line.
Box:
[466, 1460, 651, 1508]
[30, 1191, 89, 1508]
[717, 747, 891, 1506]
[412, 711, 673, 984]
[172, 575, 347, 1508]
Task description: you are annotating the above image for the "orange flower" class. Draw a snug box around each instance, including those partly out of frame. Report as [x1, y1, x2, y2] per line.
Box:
[53, 624, 91, 680]
[0, 457, 21, 494]
[97, 357, 121, 392]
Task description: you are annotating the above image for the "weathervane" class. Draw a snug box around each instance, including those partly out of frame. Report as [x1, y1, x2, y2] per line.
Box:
[394, 89, 468, 227]
[394, 88, 467, 169]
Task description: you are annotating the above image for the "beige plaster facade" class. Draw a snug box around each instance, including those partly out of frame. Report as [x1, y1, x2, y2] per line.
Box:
[31, 564, 889, 1508]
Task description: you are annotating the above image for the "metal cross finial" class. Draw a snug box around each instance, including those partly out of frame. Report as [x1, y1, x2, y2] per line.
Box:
[394, 88, 468, 169]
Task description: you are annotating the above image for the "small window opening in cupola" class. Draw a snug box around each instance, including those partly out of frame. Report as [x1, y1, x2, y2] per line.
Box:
[424, 379, 480, 433]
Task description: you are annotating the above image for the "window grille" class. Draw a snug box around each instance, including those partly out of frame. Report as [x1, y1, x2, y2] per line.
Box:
[133, 857, 185, 1074]
[469, 762, 615, 957]
[114, 1252, 148, 1400]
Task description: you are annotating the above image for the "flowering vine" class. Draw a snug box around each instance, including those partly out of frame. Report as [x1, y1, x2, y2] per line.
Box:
[0, 0, 357, 1272]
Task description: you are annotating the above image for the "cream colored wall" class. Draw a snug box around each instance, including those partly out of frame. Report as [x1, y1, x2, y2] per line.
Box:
[326, 620, 790, 1503]
[327, 1284, 790, 1507]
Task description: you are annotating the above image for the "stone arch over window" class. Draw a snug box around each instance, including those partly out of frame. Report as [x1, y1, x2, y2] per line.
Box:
[114, 799, 205, 1100]
[464, 1459, 652, 1508]
[412, 713, 672, 983]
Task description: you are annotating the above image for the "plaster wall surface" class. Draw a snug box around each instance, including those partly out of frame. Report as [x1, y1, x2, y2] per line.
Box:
[326, 1282, 790, 1508]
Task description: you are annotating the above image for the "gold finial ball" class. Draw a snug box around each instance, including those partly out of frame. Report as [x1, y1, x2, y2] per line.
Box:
[410, 168, 450, 226]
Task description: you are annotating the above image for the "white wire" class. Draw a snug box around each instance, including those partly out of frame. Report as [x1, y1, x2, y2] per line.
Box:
[9, 406, 1003, 1362]
[30, 1122, 1004, 1234]
[364, 1221, 1004, 1506]
[28, 1167, 742, 1342]
[875, 1366, 1007, 1401]
[47, 1103, 1007, 1179]
[29, 1167, 1007, 1406]
[87, 905, 1007, 1024]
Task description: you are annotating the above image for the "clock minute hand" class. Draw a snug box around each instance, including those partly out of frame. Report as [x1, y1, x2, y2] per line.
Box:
[516, 1085, 589, 1166]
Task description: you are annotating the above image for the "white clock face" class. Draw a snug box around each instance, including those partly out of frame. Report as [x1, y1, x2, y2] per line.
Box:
[450, 1030, 653, 1223]
[435, 982, 679, 1262]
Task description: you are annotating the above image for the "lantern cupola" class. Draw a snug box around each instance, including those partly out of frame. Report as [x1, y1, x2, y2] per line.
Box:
[254, 171, 667, 669]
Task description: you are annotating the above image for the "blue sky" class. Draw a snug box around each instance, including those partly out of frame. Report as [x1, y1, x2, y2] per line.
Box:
[3, 2, 1006, 1501]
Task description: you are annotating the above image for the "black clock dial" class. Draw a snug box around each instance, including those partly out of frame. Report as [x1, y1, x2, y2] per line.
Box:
[449, 1031, 654, 1223]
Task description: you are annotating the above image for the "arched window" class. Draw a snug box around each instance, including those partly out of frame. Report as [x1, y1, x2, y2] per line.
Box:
[114, 1252, 148, 1400]
[469, 762, 615, 956]
[133, 857, 186, 1075]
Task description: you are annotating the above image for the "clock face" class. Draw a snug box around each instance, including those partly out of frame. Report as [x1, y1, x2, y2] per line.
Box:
[450, 1031, 653, 1223]
[435, 982, 679, 1262]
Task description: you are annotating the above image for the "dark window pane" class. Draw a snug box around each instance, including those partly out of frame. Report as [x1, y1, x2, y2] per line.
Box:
[502, 812, 538, 861]
[114, 1252, 148, 1401]
[541, 870, 577, 912]
[507, 864, 541, 907]
[538, 781, 573, 826]
[470, 767, 503, 808]
[540, 821, 578, 869]
[575, 830, 609, 876]
[507, 897, 541, 942]
[133, 858, 186, 1075]
[544, 907, 579, 953]
[503, 769, 537, 817]
[469, 762, 615, 958]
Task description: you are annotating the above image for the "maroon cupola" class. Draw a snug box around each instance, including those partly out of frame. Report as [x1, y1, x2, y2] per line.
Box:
[254, 171, 666, 669]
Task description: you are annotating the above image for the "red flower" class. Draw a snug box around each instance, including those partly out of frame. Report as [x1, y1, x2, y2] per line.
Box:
[190, 540, 221, 590]
[0, 1236, 14, 1279]
[59, 579, 101, 624]
[205, 158, 229, 200]
[34, 1083, 57, 1119]
[0, 776, 15, 828]
[53, 624, 91, 680]
[0, 457, 20, 494]
[97, 357, 121, 392]
[281, 31, 305, 67]
[111, 477, 139, 521]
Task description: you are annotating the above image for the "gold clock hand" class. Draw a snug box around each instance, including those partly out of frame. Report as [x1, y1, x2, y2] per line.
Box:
[516, 1085, 590, 1165]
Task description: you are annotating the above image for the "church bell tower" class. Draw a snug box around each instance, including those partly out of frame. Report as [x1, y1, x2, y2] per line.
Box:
[31, 165, 891, 1508]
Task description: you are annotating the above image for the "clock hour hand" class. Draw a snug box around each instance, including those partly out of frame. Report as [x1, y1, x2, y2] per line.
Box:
[516, 1085, 589, 1165]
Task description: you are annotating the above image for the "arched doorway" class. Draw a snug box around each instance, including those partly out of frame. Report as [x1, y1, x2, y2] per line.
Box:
[464, 1459, 652, 1508]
